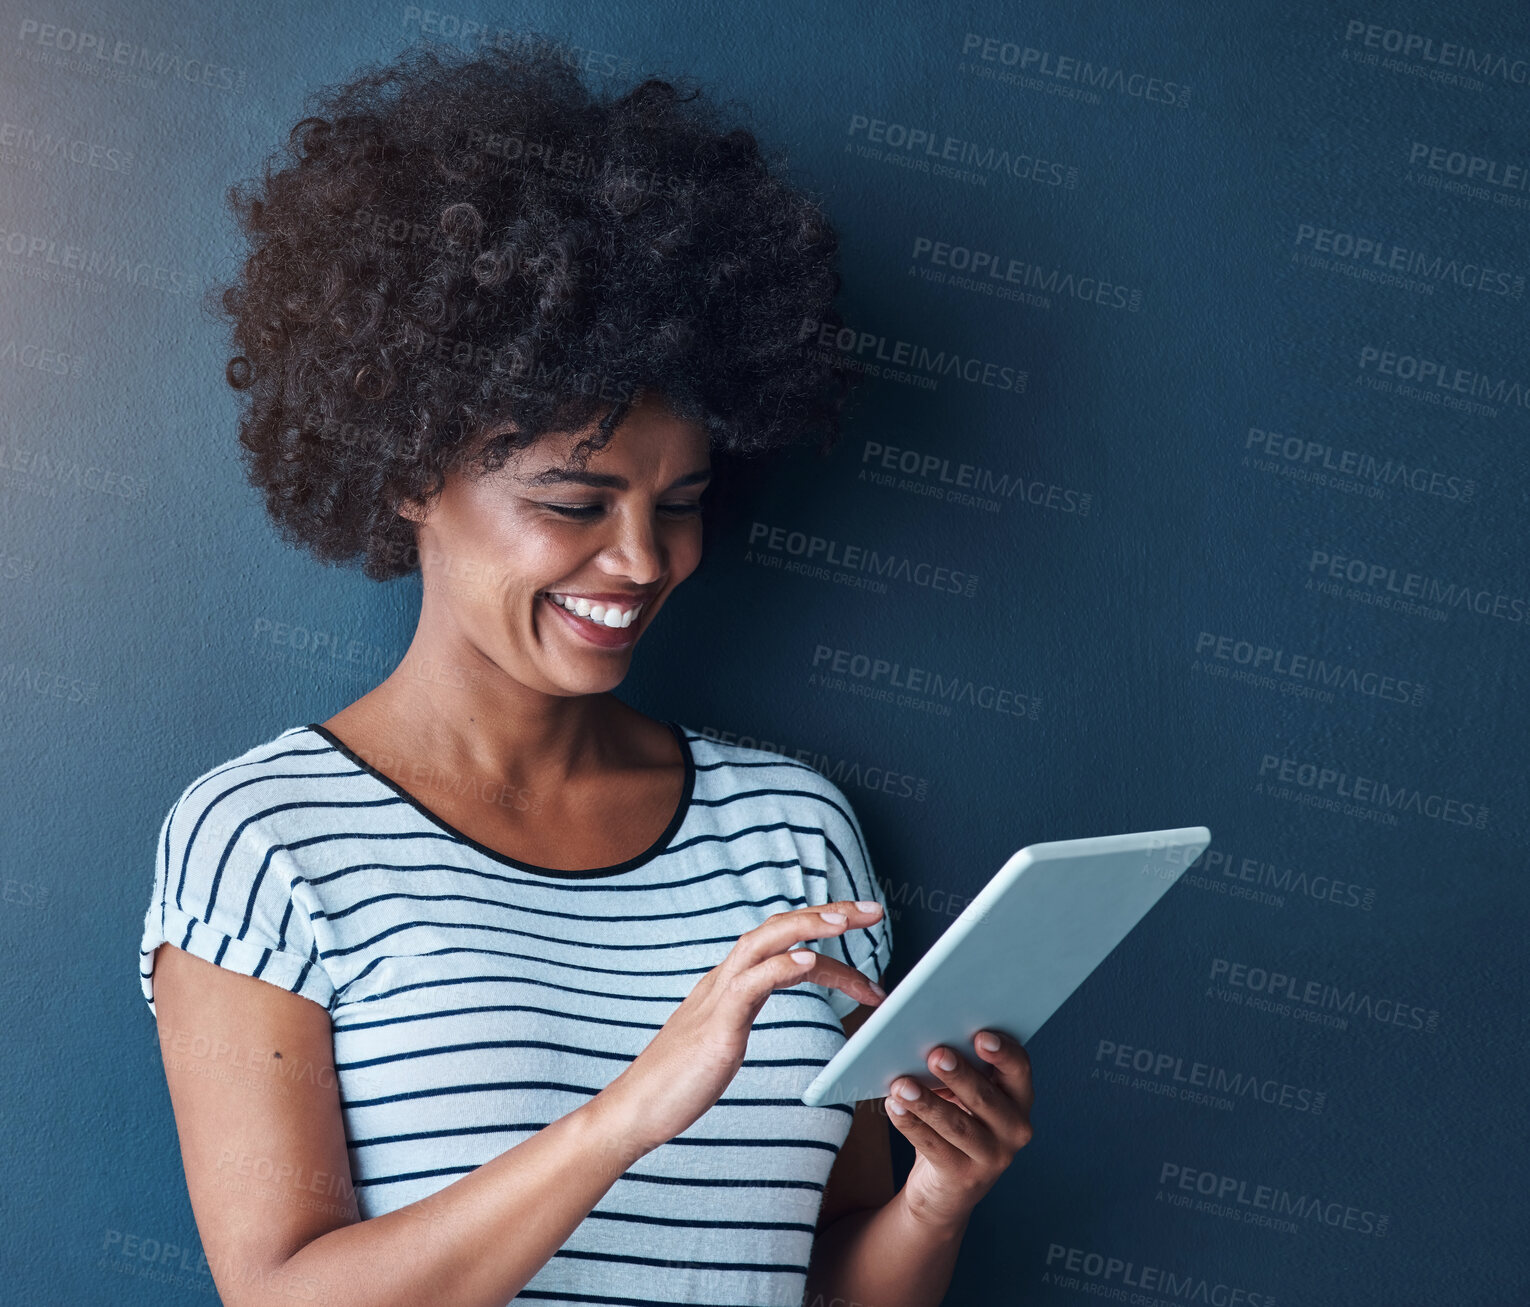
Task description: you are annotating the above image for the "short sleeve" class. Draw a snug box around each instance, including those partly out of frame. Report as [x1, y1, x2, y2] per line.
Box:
[138, 775, 335, 1018]
[806, 777, 894, 1021]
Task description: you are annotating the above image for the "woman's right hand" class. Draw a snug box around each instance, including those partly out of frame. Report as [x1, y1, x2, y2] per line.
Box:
[597, 899, 887, 1154]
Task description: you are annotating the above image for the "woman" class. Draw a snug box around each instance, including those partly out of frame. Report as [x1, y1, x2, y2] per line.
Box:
[138, 36, 1034, 1307]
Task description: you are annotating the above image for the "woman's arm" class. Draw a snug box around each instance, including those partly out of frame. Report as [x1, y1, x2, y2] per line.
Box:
[808, 1003, 969, 1307]
[806, 1013, 1035, 1307]
[813, 1004, 896, 1232]
[809, 1195, 972, 1307]
[151, 943, 656, 1307]
[809, 1003, 967, 1306]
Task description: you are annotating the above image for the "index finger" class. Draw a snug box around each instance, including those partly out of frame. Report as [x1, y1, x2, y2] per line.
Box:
[730, 899, 885, 971]
[972, 1029, 1034, 1112]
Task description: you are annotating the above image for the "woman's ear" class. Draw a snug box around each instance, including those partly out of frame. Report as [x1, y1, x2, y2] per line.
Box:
[393, 476, 440, 525]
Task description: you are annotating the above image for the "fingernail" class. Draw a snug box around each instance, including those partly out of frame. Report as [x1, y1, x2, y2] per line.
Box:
[886, 1096, 907, 1115]
[978, 1032, 1001, 1051]
[868, 981, 886, 997]
[855, 901, 881, 912]
[896, 1080, 921, 1101]
[936, 1048, 956, 1071]
[790, 950, 816, 966]
[819, 911, 847, 923]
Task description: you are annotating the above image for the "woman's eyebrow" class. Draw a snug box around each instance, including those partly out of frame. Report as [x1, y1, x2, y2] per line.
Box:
[521, 466, 713, 490]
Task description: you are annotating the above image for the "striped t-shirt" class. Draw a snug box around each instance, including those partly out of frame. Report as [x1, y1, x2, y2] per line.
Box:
[138, 719, 893, 1307]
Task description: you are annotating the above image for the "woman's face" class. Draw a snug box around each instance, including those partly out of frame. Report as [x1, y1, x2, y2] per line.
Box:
[402, 391, 712, 698]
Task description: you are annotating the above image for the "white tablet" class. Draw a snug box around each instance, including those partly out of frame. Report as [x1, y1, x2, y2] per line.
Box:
[801, 825, 1212, 1107]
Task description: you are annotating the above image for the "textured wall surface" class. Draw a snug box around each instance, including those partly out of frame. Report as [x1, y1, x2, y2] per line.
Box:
[2, 1, 1525, 1303]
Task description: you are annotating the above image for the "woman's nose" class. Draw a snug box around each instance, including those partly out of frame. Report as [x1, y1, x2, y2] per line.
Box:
[603, 506, 666, 581]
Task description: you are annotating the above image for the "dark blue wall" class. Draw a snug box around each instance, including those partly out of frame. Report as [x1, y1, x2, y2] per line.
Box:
[3, 1, 1525, 1303]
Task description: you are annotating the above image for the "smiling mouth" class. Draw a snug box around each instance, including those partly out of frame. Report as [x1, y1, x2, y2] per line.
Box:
[540, 591, 648, 629]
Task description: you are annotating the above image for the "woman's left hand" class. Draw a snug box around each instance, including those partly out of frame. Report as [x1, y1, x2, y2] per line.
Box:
[885, 1029, 1035, 1230]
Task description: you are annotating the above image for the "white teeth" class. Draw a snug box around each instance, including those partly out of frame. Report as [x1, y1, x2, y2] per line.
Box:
[545, 592, 644, 629]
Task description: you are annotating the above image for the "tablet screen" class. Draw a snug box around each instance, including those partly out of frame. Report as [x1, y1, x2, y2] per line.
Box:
[801, 826, 1211, 1107]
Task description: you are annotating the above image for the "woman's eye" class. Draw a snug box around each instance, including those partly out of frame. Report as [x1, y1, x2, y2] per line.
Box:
[542, 503, 703, 519]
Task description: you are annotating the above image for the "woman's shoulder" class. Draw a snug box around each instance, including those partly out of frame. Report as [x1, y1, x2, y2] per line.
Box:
[677, 724, 859, 815]
[679, 728, 886, 937]
[158, 723, 345, 846]
[142, 724, 341, 1017]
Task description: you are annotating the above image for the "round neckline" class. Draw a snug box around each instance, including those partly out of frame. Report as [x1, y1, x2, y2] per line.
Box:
[302, 718, 696, 880]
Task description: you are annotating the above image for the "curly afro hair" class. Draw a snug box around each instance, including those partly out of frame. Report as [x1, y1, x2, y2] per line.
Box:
[212, 34, 861, 581]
